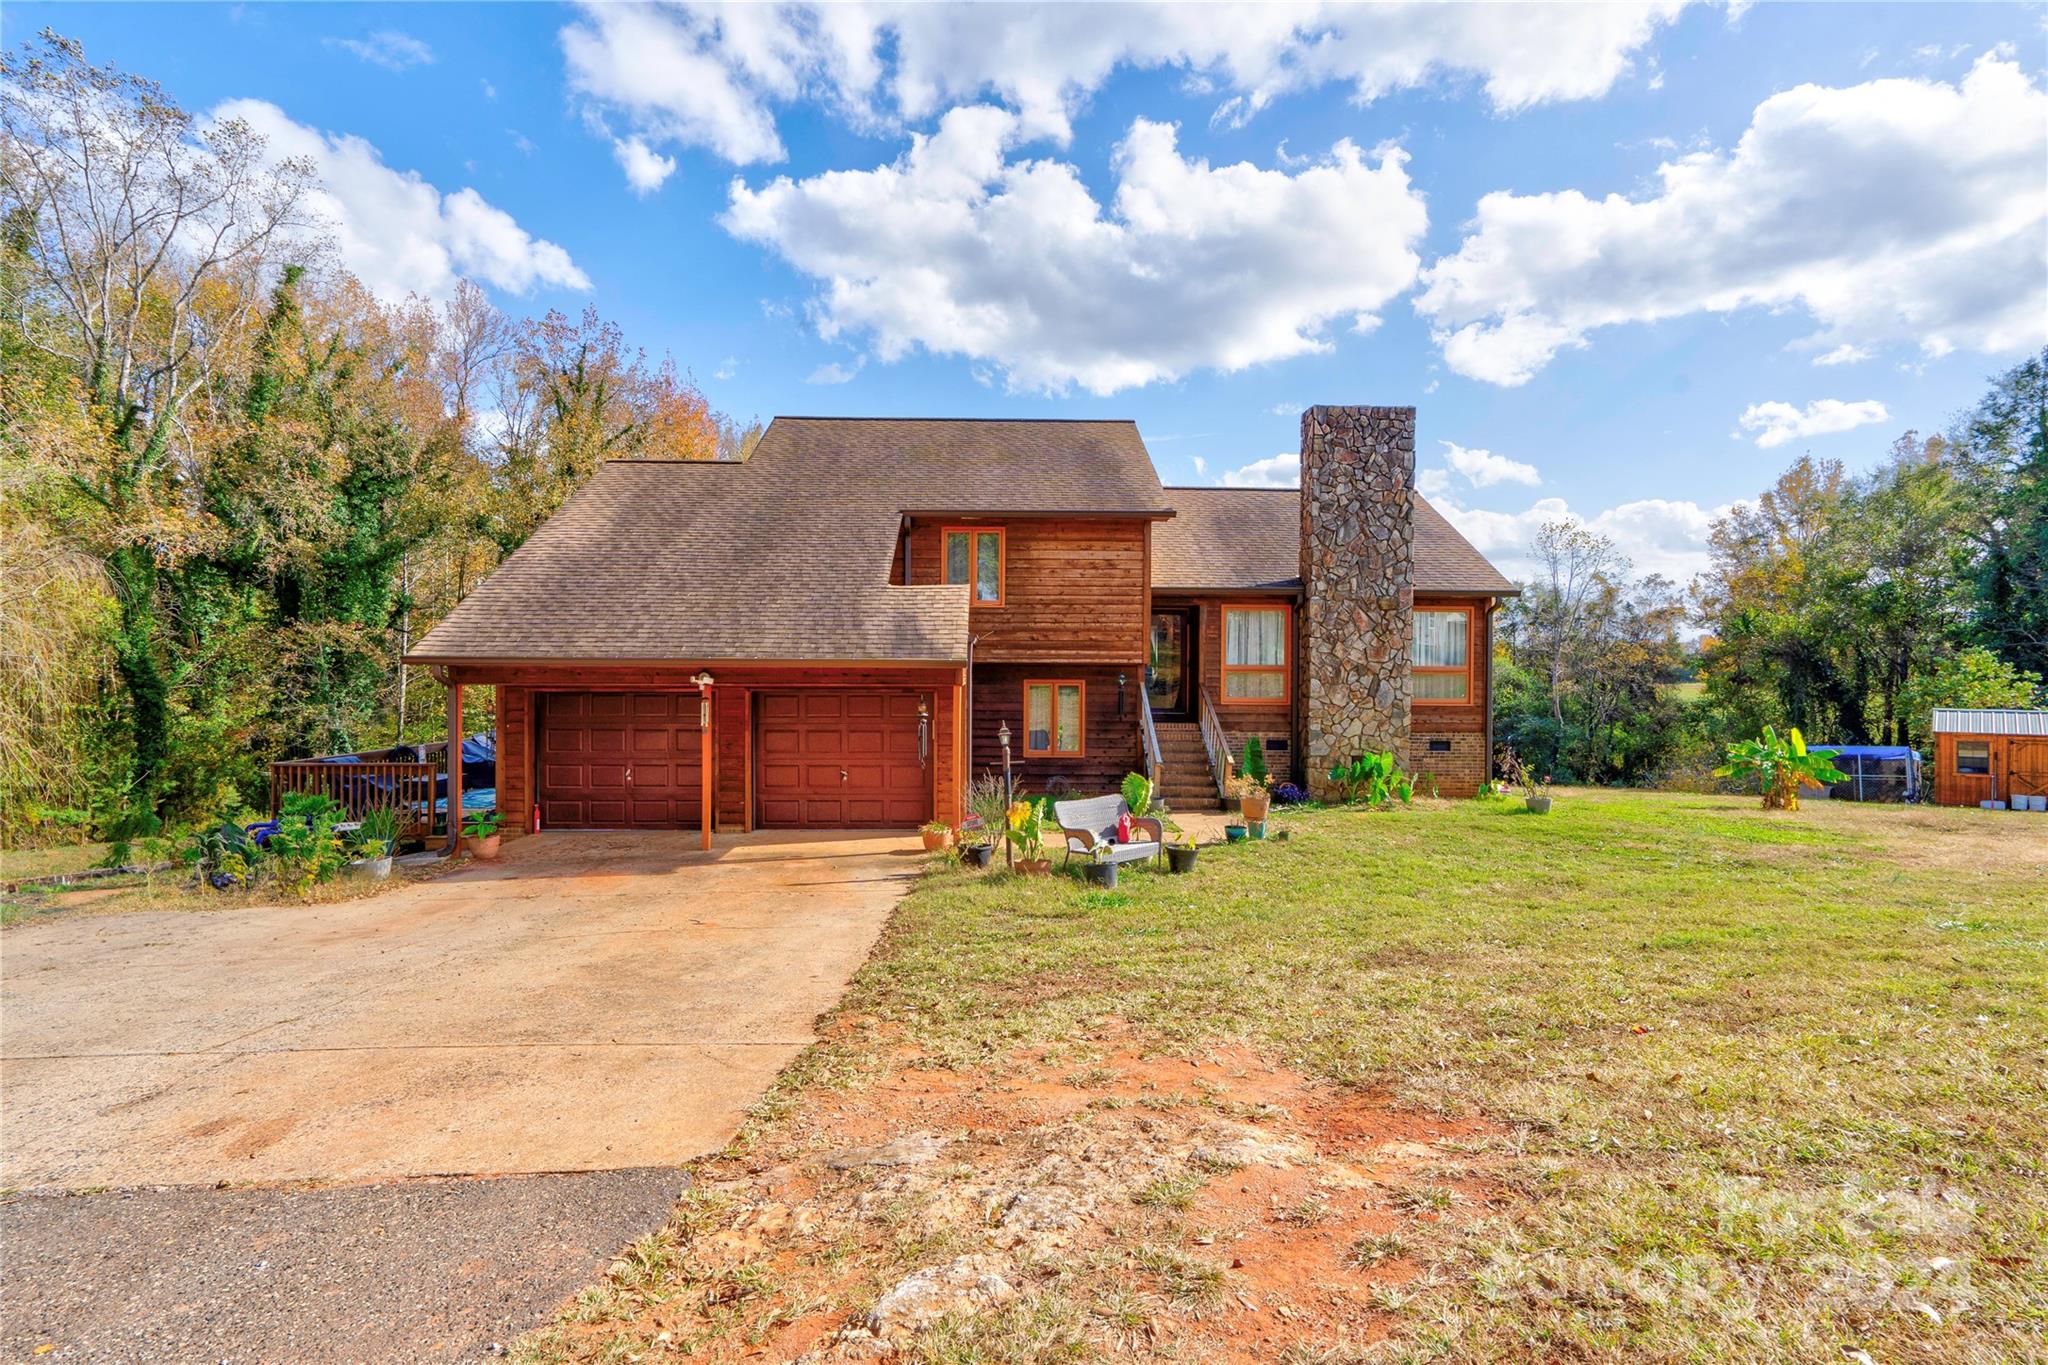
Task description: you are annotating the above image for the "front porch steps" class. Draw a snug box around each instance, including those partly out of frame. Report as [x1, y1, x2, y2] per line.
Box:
[1153, 722, 1225, 813]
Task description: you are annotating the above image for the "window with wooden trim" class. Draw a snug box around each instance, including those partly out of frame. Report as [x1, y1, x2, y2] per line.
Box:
[1221, 605, 1290, 703]
[1023, 680, 1085, 757]
[1956, 741, 1991, 775]
[1412, 607, 1472, 704]
[943, 527, 1005, 605]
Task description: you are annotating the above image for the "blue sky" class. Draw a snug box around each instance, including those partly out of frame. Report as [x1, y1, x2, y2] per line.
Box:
[16, 1, 2046, 580]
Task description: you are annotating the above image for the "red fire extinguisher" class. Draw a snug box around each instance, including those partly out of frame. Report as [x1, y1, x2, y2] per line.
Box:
[532, 804, 542, 834]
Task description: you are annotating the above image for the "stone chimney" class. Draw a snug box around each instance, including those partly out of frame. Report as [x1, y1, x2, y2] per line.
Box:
[1298, 406, 1416, 800]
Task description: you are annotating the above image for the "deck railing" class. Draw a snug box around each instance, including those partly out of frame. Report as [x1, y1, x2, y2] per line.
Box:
[270, 757, 443, 840]
[1197, 688, 1232, 804]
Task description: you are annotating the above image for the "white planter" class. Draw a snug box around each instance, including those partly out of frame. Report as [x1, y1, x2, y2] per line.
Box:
[1981, 800, 2007, 811]
[349, 855, 393, 880]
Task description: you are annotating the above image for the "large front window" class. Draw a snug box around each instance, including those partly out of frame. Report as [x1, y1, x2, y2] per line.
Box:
[1413, 608, 1471, 703]
[943, 527, 1005, 605]
[1024, 681, 1084, 756]
[1222, 606, 1289, 703]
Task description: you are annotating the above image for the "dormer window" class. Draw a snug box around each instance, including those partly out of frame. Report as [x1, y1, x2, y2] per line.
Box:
[943, 527, 1005, 605]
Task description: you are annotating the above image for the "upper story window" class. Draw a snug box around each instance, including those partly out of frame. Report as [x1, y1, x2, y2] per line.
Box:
[943, 527, 1005, 605]
[1222, 605, 1290, 703]
[1413, 607, 1472, 704]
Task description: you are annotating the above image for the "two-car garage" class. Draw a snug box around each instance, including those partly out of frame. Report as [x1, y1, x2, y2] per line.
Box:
[533, 686, 937, 832]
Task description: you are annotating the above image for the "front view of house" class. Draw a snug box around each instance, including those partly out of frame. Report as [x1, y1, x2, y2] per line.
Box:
[406, 405, 1517, 841]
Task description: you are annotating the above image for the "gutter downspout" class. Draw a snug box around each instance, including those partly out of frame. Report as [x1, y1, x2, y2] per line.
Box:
[965, 633, 982, 812]
[1484, 598, 1499, 786]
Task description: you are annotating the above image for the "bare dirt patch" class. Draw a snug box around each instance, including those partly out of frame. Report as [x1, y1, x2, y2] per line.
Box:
[533, 1032, 1507, 1362]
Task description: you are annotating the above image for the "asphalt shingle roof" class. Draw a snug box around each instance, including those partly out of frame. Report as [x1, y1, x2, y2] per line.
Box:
[1151, 486, 1520, 595]
[409, 418, 1169, 665]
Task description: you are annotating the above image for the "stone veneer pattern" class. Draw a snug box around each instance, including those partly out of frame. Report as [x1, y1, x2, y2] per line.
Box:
[1299, 405, 1417, 801]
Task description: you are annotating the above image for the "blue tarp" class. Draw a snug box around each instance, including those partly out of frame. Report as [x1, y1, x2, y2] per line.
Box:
[1811, 744, 1917, 760]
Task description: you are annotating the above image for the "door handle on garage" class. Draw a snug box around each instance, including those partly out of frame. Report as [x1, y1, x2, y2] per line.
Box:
[840, 769, 848, 782]
[625, 767, 632, 783]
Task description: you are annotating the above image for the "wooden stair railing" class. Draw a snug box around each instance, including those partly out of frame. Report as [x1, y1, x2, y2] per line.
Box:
[1139, 684, 1164, 792]
[1197, 688, 1232, 804]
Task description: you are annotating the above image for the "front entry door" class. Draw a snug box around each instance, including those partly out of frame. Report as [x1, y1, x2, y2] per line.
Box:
[1148, 610, 1197, 721]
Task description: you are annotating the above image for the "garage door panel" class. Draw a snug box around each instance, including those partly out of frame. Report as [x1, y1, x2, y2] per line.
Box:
[755, 691, 929, 830]
[539, 692, 702, 830]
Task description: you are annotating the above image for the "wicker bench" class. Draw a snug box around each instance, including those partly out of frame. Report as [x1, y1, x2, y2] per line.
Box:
[1053, 795, 1163, 867]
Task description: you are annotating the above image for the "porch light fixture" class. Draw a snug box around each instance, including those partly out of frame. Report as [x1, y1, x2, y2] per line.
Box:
[693, 672, 715, 727]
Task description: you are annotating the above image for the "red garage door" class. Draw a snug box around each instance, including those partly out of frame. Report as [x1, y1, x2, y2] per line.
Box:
[755, 692, 928, 828]
[538, 692, 702, 829]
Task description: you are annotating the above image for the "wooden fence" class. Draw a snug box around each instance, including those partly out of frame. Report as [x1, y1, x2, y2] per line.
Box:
[270, 760, 443, 840]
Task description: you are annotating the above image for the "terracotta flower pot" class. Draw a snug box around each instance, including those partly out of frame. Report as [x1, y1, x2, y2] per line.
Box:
[1017, 858, 1052, 876]
[921, 827, 953, 852]
[468, 833, 501, 860]
[1240, 792, 1271, 823]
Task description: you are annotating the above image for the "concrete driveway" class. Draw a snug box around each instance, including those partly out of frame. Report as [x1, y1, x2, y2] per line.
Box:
[2, 830, 918, 1190]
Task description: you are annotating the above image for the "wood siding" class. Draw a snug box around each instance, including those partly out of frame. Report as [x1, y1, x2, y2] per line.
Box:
[907, 518, 1149, 665]
[1932, 732, 2048, 808]
[967, 662, 1143, 797]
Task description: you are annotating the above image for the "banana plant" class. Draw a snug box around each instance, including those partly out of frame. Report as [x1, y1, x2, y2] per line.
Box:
[1715, 726, 1846, 810]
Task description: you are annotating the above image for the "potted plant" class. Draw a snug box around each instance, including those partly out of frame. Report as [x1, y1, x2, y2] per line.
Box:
[1084, 844, 1119, 888]
[1235, 739, 1272, 825]
[959, 829, 995, 869]
[1007, 799, 1051, 875]
[1223, 821, 1248, 842]
[462, 807, 503, 859]
[1165, 829, 1199, 874]
[920, 820, 954, 853]
[1715, 726, 1846, 811]
[1498, 747, 1551, 814]
[349, 807, 398, 880]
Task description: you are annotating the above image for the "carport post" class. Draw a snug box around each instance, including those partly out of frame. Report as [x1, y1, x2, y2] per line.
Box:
[694, 672, 715, 850]
[440, 670, 462, 856]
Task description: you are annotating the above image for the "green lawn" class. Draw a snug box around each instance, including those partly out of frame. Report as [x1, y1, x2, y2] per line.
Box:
[533, 790, 2048, 1363]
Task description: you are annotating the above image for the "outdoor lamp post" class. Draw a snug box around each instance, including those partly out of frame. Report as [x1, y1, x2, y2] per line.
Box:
[997, 719, 1013, 870]
[692, 672, 715, 850]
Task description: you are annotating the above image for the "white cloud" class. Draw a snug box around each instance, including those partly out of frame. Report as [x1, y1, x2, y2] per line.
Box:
[1222, 451, 1299, 488]
[1434, 493, 1731, 583]
[1419, 55, 2048, 384]
[212, 99, 590, 301]
[1268, 402, 1304, 417]
[1190, 455, 1207, 476]
[1441, 439, 1540, 487]
[1416, 467, 1453, 499]
[1737, 398, 1890, 448]
[806, 357, 864, 384]
[613, 136, 678, 195]
[723, 111, 1426, 394]
[332, 29, 434, 71]
[1811, 342, 1874, 367]
[713, 356, 738, 380]
[480, 78, 498, 101]
[561, 1, 1688, 183]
